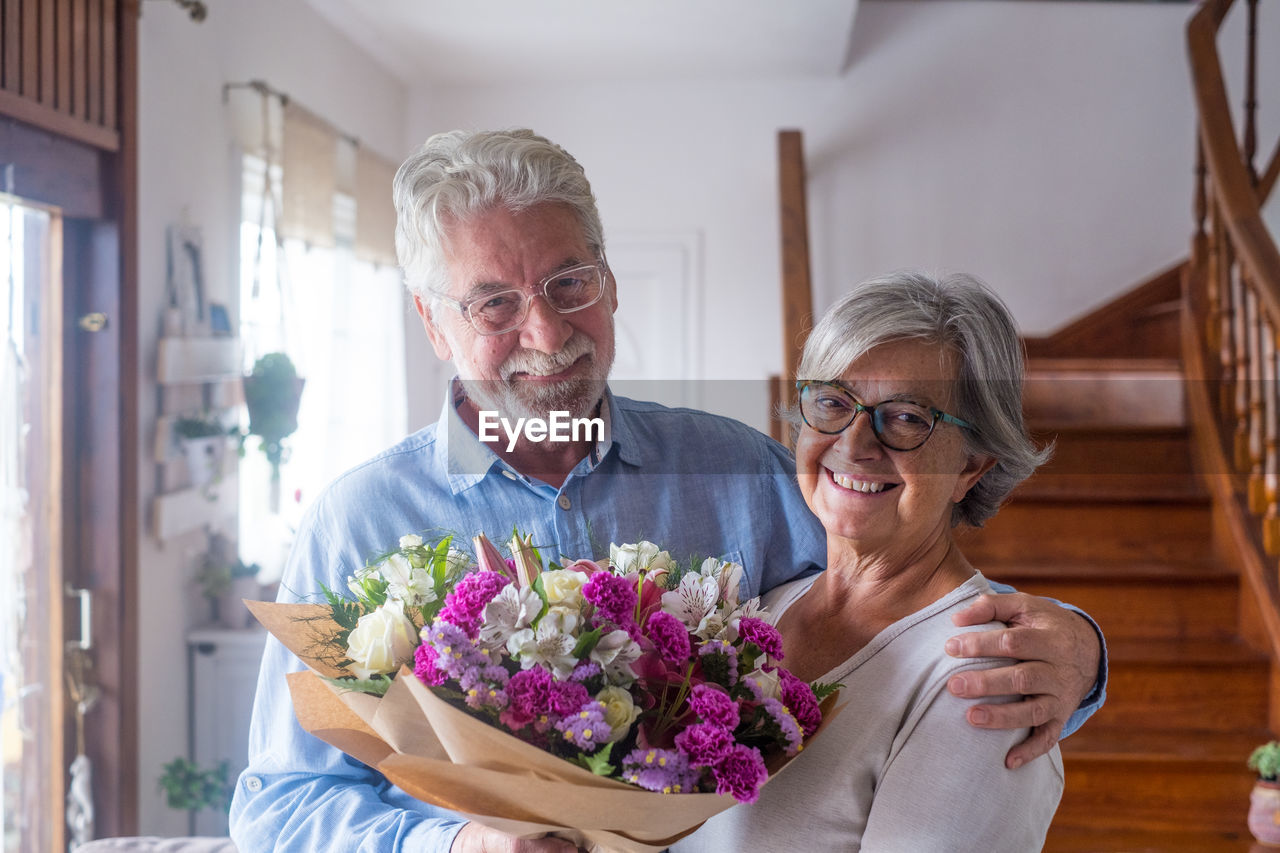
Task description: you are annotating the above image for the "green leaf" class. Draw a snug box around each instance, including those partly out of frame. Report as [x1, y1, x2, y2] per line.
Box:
[811, 681, 843, 702]
[571, 626, 603, 658]
[576, 742, 616, 777]
[320, 673, 393, 697]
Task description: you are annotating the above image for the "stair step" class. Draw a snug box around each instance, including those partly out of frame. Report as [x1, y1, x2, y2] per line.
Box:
[1014, 473, 1206, 502]
[1054, 757, 1254, 833]
[1064, 727, 1268, 763]
[1024, 359, 1185, 430]
[1093, 639, 1269, 732]
[996, 571, 1238, 641]
[960, 501, 1213, 564]
[1043, 826, 1256, 852]
[1031, 427, 1195, 476]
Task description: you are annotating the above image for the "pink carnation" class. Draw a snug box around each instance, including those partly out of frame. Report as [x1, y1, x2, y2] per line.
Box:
[674, 722, 734, 767]
[738, 617, 784, 659]
[712, 744, 768, 803]
[688, 683, 740, 730]
[645, 611, 692, 665]
[439, 570, 510, 638]
[583, 571, 639, 626]
[413, 642, 446, 686]
[779, 668, 823, 737]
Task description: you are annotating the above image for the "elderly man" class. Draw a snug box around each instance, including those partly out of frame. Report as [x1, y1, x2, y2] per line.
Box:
[230, 129, 1104, 852]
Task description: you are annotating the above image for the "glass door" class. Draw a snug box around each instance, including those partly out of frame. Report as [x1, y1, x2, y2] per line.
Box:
[1, 195, 65, 852]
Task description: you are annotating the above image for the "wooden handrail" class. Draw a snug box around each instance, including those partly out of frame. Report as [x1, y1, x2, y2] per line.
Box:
[1185, 0, 1280, 670]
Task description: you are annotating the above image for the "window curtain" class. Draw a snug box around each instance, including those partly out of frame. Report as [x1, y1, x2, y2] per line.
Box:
[230, 86, 408, 581]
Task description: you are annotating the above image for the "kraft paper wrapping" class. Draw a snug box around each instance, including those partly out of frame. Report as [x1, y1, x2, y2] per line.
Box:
[250, 599, 832, 853]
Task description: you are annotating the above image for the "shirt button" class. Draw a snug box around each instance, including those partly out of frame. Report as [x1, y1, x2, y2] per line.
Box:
[557, 495, 571, 510]
[501, 469, 517, 480]
[245, 775, 263, 793]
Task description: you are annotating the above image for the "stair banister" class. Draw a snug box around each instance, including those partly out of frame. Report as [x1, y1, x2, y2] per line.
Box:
[1185, 0, 1280, 677]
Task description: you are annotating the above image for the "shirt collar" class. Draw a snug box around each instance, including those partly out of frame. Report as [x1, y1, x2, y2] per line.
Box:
[438, 378, 646, 494]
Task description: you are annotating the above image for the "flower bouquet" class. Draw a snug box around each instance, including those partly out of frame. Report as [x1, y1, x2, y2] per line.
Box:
[248, 531, 838, 852]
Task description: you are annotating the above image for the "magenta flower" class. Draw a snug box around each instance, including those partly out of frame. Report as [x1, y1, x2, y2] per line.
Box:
[712, 744, 768, 803]
[583, 571, 639, 626]
[439, 570, 511, 638]
[674, 722, 733, 767]
[738, 617, 784, 659]
[687, 683, 740, 730]
[500, 666, 554, 730]
[547, 679, 591, 717]
[413, 642, 446, 686]
[779, 668, 823, 737]
[645, 611, 692, 665]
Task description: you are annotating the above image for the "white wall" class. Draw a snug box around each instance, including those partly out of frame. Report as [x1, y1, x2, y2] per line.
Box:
[137, 0, 406, 833]
[402, 0, 1280, 432]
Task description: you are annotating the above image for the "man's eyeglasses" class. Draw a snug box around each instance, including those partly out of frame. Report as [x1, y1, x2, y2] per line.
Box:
[795, 380, 975, 452]
[433, 260, 607, 336]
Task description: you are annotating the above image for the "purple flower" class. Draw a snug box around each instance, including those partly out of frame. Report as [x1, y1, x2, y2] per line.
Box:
[699, 639, 739, 687]
[688, 683, 740, 730]
[674, 722, 733, 767]
[712, 744, 768, 803]
[571, 660, 602, 683]
[738, 618, 784, 659]
[439, 571, 511, 638]
[762, 697, 804, 756]
[583, 571, 638, 626]
[459, 666, 509, 711]
[413, 642, 446, 686]
[422, 620, 497, 681]
[555, 701, 612, 750]
[645, 611, 692, 665]
[779, 669, 823, 738]
[622, 748, 701, 795]
[500, 666, 554, 730]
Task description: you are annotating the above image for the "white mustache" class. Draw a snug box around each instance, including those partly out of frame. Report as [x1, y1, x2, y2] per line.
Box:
[499, 332, 595, 381]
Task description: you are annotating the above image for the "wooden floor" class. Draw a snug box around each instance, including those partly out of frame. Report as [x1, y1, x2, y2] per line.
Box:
[963, 355, 1270, 851]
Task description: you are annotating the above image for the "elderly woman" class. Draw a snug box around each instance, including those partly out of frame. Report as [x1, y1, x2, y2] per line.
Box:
[676, 271, 1063, 851]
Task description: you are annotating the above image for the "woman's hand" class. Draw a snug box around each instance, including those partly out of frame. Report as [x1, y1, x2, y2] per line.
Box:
[451, 823, 581, 853]
[944, 592, 1101, 769]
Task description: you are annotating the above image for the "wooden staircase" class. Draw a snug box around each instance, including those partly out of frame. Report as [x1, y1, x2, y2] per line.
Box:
[959, 313, 1272, 850]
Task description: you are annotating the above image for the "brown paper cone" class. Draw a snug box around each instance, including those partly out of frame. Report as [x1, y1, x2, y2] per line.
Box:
[245, 600, 349, 679]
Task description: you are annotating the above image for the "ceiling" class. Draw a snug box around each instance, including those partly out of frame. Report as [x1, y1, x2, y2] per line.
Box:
[303, 0, 862, 88]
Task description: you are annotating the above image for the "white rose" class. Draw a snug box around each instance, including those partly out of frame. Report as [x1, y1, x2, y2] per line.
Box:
[398, 533, 424, 548]
[541, 568, 589, 607]
[345, 601, 417, 680]
[744, 666, 782, 701]
[609, 541, 675, 576]
[595, 686, 641, 742]
[444, 548, 473, 580]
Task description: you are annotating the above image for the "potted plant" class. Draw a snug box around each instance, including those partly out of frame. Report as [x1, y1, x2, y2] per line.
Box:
[241, 352, 304, 511]
[157, 756, 230, 814]
[1248, 740, 1280, 845]
[196, 528, 261, 628]
[173, 413, 230, 489]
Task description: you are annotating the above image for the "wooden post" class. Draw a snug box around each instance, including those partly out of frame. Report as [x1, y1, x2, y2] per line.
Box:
[777, 129, 813, 431]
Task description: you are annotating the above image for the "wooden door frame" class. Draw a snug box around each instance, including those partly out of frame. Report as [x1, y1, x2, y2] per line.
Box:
[0, 0, 140, 832]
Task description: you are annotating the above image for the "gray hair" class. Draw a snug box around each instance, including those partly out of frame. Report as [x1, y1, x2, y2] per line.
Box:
[797, 270, 1050, 528]
[393, 128, 605, 298]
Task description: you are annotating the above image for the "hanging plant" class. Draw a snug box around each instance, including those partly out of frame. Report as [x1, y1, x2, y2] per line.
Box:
[241, 352, 304, 507]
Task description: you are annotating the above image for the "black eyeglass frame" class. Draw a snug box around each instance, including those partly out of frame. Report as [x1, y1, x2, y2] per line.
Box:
[431, 258, 608, 336]
[795, 380, 976, 452]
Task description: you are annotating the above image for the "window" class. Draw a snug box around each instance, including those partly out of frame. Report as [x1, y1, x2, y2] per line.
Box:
[237, 155, 407, 582]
